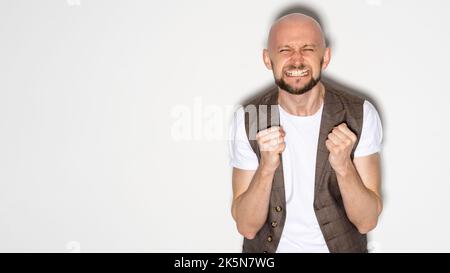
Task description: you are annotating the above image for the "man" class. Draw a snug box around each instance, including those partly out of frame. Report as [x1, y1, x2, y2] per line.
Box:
[229, 13, 383, 253]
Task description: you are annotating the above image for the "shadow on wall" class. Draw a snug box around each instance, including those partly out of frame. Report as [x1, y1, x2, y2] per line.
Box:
[239, 3, 387, 250]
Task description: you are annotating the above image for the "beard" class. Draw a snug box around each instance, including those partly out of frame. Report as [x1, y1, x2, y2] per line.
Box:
[272, 60, 323, 95]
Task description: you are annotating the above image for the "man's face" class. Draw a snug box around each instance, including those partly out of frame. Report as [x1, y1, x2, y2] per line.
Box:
[264, 20, 330, 95]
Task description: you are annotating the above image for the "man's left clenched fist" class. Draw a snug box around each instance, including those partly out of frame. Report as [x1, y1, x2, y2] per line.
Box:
[325, 123, 357, 176]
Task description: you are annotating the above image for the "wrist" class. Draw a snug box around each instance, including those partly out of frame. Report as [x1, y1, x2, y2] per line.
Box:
[259, 162, 277, 176]
[334, 159, 354, 178]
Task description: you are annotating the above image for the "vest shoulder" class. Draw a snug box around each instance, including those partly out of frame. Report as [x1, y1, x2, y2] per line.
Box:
[325, 83, 365, 105]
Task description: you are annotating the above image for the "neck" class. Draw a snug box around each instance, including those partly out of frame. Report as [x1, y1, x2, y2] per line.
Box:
[277, 82, 325, 116]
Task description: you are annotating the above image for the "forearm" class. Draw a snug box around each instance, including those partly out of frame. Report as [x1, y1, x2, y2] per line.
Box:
[233, 164, 275, 239]
[336, 161, 382, 234]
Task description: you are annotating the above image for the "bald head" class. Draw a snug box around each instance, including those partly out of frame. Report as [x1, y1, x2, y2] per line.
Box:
[267, 13, 326, 52]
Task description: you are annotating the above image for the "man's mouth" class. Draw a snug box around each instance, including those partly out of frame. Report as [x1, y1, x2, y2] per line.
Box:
[284, 68, 309, 77]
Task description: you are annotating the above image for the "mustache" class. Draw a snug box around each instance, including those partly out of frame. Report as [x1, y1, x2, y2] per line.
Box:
[283, 64, 309, 71]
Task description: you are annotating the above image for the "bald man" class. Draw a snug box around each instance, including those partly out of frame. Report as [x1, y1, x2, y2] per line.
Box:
[229, 13, 383, 253]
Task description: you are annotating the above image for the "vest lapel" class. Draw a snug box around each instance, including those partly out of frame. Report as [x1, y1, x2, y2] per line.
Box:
[267, 89, 285, 190]
[315, 87, 346, 196]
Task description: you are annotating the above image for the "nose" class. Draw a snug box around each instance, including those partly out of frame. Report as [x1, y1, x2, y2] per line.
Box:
[290, 51, 304, 66]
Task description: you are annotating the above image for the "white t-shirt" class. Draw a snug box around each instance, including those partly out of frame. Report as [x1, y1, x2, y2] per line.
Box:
[228, 99, 383, 253]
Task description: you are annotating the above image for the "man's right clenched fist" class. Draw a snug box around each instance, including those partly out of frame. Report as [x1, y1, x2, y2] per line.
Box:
[256, 126, 286, 172]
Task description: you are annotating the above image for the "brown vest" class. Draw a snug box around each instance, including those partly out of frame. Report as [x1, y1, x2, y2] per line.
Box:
[242, 82, 367, 253]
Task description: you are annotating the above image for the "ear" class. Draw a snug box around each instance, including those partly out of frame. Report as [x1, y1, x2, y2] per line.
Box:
[263, 49, 272, 70]
[321, 47, 331, 70]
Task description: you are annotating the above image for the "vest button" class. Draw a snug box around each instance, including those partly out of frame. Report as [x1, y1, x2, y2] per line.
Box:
[275, 206, 282, 212]
[267, 235, 273, 242]
[271, 221, 278, 228]
[263, 251, 268, 253]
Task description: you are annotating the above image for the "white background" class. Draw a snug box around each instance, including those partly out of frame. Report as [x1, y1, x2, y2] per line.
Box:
[1, 0, 449, 252]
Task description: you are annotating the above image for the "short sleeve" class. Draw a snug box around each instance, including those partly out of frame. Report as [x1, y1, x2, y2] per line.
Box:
[228, 107, 259, 170]
[354, 100, 383, 157]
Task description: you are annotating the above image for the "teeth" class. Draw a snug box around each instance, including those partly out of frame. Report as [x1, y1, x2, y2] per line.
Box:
[286, 69, 308, 77]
